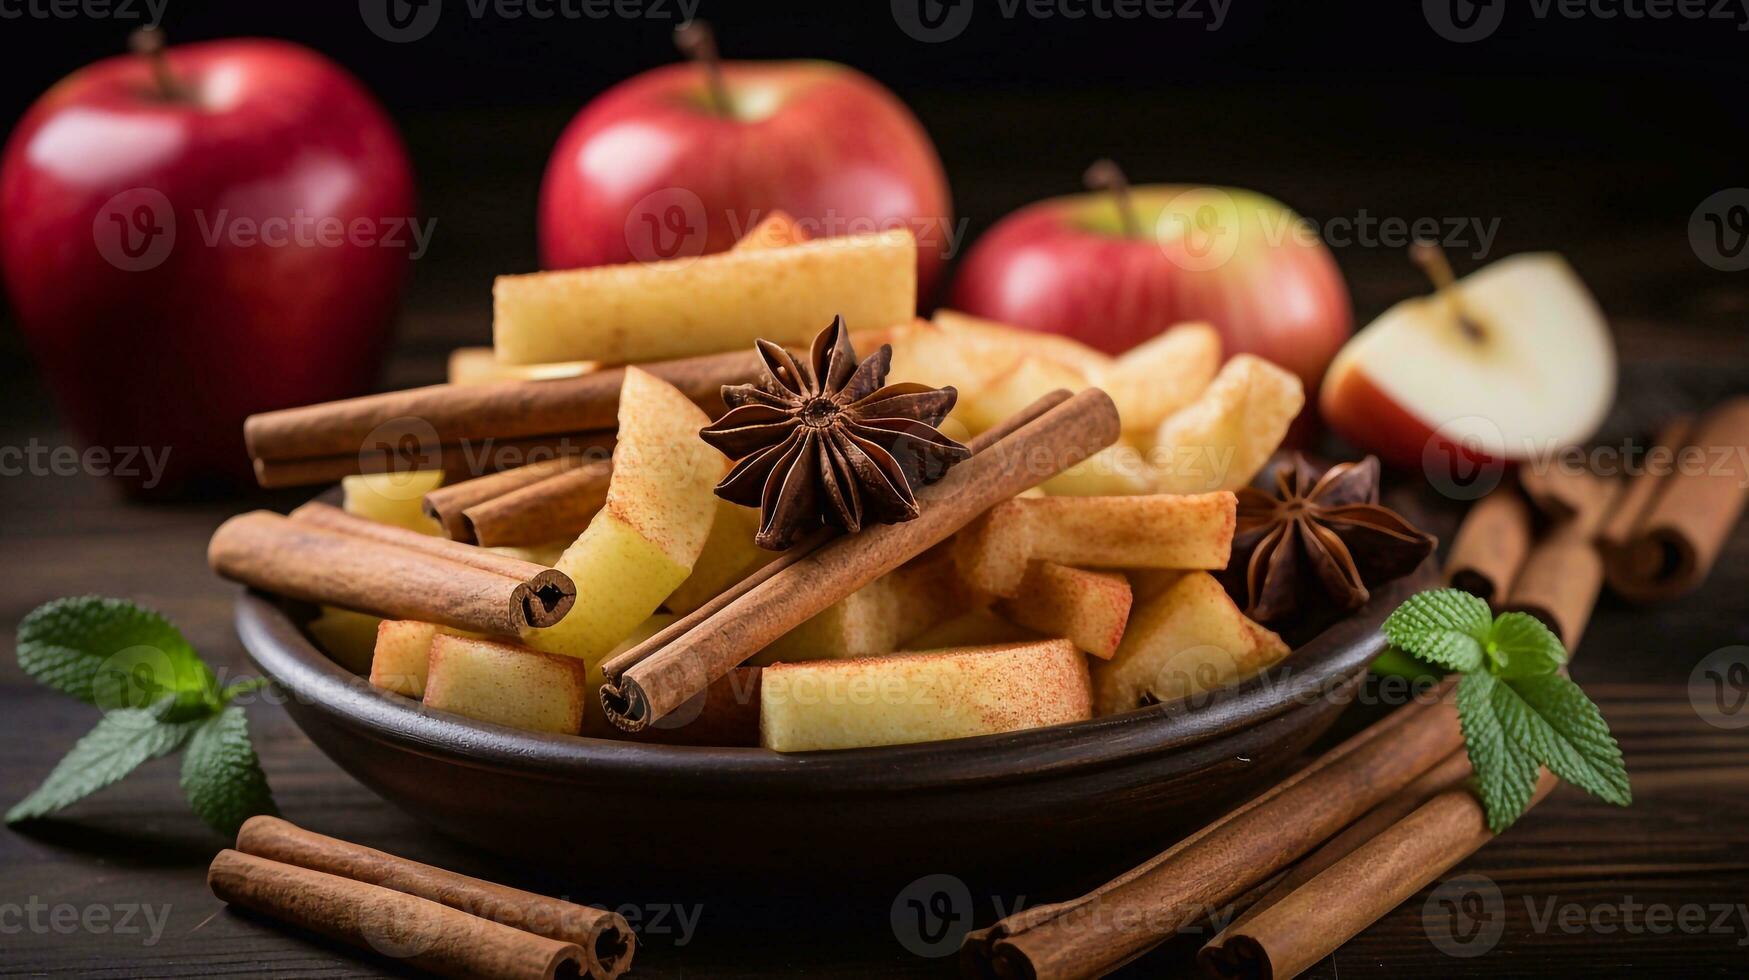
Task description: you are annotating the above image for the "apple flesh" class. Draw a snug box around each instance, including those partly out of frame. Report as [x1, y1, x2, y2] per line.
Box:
[0, 38, 413, 494]
[1319, 253, 1614, 468]
[950, 184, 1350, 391]
[539, 60, 952, 298]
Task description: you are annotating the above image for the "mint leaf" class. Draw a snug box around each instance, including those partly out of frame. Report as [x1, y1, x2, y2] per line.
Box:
[6, 708, 199, 824]
[181, 706, 276, 836]
[1508, 673, 1632, 807]
[1383, 588, 1491, 672]
[1455, 671, 1543, 832]
[17, 597, 217, 720]
[1487, 612, 1567, 678]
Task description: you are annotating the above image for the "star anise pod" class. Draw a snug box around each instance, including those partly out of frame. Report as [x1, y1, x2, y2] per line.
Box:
[699, 316, 971, 550]
[1221, 454, 1436, 624]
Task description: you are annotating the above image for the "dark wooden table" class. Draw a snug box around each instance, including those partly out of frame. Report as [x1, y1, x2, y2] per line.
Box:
[3, 96, 1747, 977]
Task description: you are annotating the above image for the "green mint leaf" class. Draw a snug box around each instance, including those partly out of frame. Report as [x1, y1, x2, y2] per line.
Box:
[6, 708, 199, 824]
[1382, 589, 1492, 672]
[1455, 671, 1543, 832]
[1370, 645, 1445, 682]
[17, 597, 217, 720]
[1507, 673, 1632, 807]
[180, 706, 276, 836]
[1487, 612, 1567, 678]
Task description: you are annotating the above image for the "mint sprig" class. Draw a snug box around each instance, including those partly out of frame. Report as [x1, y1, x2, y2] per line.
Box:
[1384, 588, 1631, 832]
[8, 597, 276, 835]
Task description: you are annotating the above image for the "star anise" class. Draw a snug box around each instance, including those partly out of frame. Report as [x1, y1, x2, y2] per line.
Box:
[1221, 454, 1436, 624]
[699, 316, 971, 550]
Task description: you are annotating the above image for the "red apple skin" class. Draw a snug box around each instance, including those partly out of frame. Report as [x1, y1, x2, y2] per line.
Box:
[1322, 363, 1503, 482]
[949, 190, 1351, 389]
[539, 61, 952, 300]
[1, 39, 413, 496]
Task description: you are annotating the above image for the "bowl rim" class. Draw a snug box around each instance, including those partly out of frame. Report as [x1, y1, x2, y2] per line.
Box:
[235, 564, 1429, 795]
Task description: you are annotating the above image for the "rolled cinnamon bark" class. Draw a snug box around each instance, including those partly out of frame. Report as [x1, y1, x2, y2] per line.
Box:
[1519, 461, 1615, 525]
[209, 507, 573, 635]
[235, 817, 634, 979]
[1505, 479, 1620, 648]
[465, 460, 615, 548]
[598, 389, 1075, 710]
[253, 431, 615, 489]
[1442, 488, 1532, 606]
[967, 684, 1466, 980]
[1198, 771, 1557, 980]
[208, 849, 585, 980]
[1597, 414, 1693, 553]
[1601, 397, 1749, 602]
[599, 388, 1114, 731]
[422, 456, 592, 541]
[243, 348, 758, 470]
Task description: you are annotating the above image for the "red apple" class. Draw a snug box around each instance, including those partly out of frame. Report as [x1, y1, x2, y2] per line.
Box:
[538, 27, 951, 300]
[949, 175, 1351, 391]
[1, 32, 414, 496]
[1320, 252, 1615, 474]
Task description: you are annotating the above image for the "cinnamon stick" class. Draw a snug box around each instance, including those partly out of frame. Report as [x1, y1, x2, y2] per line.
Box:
[1601, 397, 1749, 602]
[969, 685, 1465, 980]
[1597, 413, 1693, 553]
[1505, 475, 1619, 648]
[253, 431, 615, 489]
[1198, 771, 1558, 980]
[208, 849, 585, 980]
[244, 348, 758, 471]
[235, 816, 633, 979]
[422, 456, 604, 543]
[598, 389, 1075, 706]
[598, 388, 1112, 731]
[465, 461, 614, 548]
[1442, 488, 1532, 606]
[209, 506, 574, 635]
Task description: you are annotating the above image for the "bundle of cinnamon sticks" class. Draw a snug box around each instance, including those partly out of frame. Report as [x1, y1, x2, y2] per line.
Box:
[210, 816, 634, 980]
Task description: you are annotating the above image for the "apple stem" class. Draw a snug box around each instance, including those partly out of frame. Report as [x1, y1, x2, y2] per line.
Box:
[1410, 240, 1486, 342]
[674, 20, 731, 117]
[1083, 159, 1142, 238]
[129, 26, 183, 101]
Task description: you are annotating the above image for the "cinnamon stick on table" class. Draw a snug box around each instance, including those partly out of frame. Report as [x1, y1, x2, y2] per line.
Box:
[209, 849, 585, 980]
[235, 816, 634, 980]
[208, 503, 574, 635]
[1442, 487, 1533, 606]
[1505, 471, 1620, 648]
[243, 348, 759, 485]
[598, 388, 1117, 732]
[964, 683, 1465, 980]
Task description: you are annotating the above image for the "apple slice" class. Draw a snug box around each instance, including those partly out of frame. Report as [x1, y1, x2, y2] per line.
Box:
[760, 639, 1093, 752]
[1092, 571, 1289, 715]
[996, 562, 1132, 659]
[901, 609, 1039, 651]
[733, 210, 810, 250]
[663, 500, 772, 616]
[522, 368, 722, 663]
[931, 308, 1111, 377]
[1320, 252, 1614, 468]
[954, 493, 1236, 596]
[423, 634, 590, 735]
[494, 230, 916, 364]
[1150, 354, 1304, 494]
[954, 354, 1088, 434]
[307, 605, 382, 675]
[447, 347, 595, 385]
[1093, 322, 1221, 435]
[881, 317, 1026, 401]
[342, 470, 444, 533]
[370, 620, 446, 698]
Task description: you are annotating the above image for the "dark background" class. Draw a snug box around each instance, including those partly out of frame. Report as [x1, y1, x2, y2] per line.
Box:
[4, 4, 1748, 978]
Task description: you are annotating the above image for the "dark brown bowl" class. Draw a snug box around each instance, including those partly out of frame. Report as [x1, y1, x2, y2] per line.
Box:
[236, 561, 1433, 881]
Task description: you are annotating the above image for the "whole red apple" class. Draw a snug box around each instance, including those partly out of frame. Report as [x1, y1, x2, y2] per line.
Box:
[539, 26, 952, 300]
[950, 169, 1351, 391]
[1, 31, 414, 496]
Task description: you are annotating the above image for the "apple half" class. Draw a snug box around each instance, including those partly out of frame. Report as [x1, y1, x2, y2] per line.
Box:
[1320, 253, 1614, 469]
